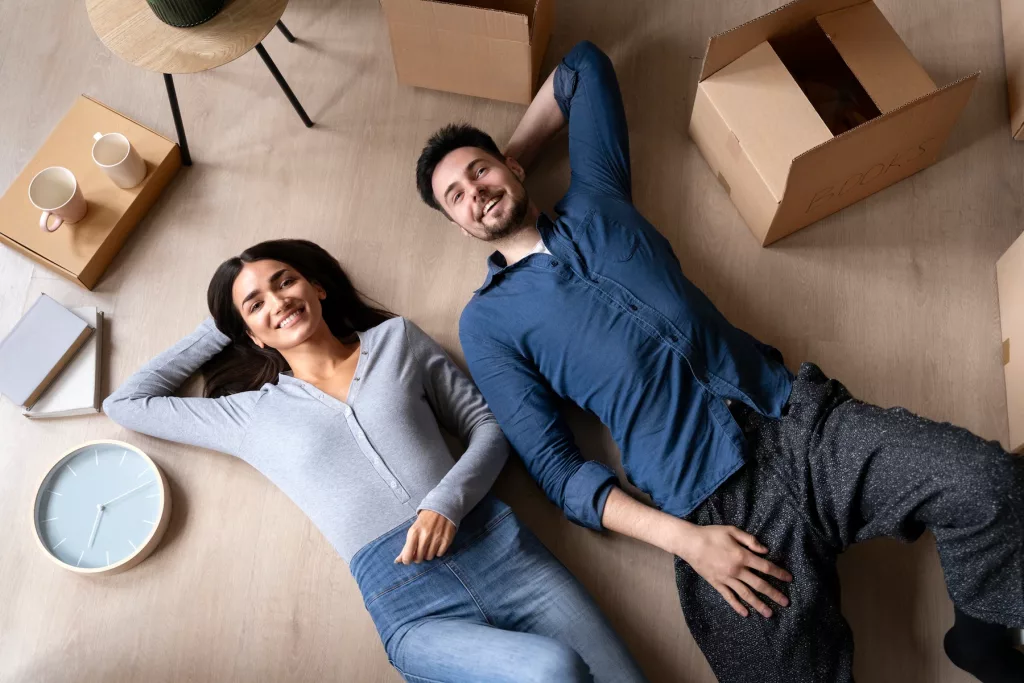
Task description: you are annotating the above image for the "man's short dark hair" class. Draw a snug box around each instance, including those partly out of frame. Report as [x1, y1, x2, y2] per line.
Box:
[416, 124, 503, 212]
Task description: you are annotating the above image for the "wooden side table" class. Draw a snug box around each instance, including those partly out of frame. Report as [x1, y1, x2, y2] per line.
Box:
[86, 0, 314, 166]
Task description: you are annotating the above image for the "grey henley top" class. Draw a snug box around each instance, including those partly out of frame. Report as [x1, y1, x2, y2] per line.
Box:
[103, 316, 510, 562]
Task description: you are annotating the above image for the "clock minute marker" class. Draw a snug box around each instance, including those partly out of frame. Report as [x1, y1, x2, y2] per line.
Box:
[119, 451, 126, 467]
[66, 464, 77, 477]
[46, 490, 62, 497]
[95, 450, 99, 466]
[52, 537, 67, 550]
[128, 539, 138, 551]
[77, 550, 85, 567]
[106, 551, 110, 565]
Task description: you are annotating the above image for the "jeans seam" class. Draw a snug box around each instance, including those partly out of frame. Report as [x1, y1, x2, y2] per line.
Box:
[364, 565, 445, 607]
[444, 562, 494, 625]
[391, 667, 447, 683]
[363, 507, 514, 606]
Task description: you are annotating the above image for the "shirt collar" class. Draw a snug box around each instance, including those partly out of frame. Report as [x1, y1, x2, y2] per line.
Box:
[474, 213, 555, 295]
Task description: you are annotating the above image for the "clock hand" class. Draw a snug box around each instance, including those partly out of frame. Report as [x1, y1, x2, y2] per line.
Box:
[87, 505, 103, 549]
[101, 480, 154, 508]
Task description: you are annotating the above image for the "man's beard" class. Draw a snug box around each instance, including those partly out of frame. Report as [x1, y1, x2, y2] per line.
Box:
[479, 186, 530, 242]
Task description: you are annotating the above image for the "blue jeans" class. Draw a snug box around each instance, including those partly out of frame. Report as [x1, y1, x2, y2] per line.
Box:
[350, 495, 648, 683]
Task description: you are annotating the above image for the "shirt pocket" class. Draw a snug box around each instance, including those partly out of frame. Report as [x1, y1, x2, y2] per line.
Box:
[573, 210, 639, 263]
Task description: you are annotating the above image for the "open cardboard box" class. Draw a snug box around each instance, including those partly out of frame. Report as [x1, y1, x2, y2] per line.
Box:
[1001, 0, 1024, 139]
[997, 230, 1024, 454]
[380, 0, 554, 105]
[0, 96, 180, 290]
[690, 0, 979, 246]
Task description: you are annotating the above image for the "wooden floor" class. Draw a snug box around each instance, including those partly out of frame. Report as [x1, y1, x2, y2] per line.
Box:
[0, 0, 1019, 681]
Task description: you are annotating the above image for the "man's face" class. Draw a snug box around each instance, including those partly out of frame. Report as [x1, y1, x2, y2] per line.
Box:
[430, 146, 530, 241]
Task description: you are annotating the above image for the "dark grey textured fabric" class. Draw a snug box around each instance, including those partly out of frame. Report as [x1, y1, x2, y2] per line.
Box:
[675, 363, 1024, 683]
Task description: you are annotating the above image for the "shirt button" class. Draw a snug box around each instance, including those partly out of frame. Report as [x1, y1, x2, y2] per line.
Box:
[361, 351, 368, 356]
[389, 480, 397, 488]
[629, 304, 638, 311]
[551, 260, 560, 267]
[353, 377, 360, 381]
[670, 335, 679, 342]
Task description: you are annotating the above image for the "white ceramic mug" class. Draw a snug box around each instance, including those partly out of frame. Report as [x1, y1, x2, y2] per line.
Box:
[92, 132, 147, 189]
[28, 167, 87, 232]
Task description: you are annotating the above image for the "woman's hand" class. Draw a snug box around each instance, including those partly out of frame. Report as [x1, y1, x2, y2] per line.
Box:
[394, 510, 456, 565]
[676, 524, 793, 618]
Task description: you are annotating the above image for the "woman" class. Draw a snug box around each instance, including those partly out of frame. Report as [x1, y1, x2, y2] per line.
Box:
[104, 239, 648, 683]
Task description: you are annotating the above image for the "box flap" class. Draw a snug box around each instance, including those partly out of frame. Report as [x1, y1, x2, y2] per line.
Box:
[699, 0, 869, 82]
[1001, 0, 1024, 139]
[700, 41, 833, 202]
[529, 0, 553, 82]
[816, 3, 935, 113]
[997, 230, 1024, 453]
[381, 0, 530, 43]
[762, 73, 978, 244]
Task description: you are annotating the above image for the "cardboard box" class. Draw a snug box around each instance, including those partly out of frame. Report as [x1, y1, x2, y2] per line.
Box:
[690, 0, 979, 246]
[0, 96, 180, 290]
[997, 230, 1024, 454]
[380, 0, 554, 105]
[1001, 0, 1024, 139]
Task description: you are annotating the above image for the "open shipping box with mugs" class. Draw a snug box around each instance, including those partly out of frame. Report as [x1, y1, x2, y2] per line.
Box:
[689, 0, 979, 246]
[0, 96, 180, 290]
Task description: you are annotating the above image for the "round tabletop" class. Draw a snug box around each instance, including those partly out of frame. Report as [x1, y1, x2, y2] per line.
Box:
[86, 0, 288, 74]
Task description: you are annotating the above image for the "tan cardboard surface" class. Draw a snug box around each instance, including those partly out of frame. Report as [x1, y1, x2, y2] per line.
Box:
[0, 96, 179, 289]
[765, 73, 978, 244]
[699, 0, 867, 81]
[1001, 0, 1024, 139]
[689, 87, 782, 240]
[997, 230, 1024, 453]
[817, 2, 936, 112]
[382, 0, 549, 104]
[699, 41, 833, 202]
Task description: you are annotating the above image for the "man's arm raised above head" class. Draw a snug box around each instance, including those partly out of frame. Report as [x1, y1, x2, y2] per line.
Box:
[505, 40, 632, 203]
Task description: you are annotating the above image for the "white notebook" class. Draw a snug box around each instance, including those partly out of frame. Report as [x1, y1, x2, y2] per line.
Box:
[23, 308, 103, 419]
[0, 294, 92, 408]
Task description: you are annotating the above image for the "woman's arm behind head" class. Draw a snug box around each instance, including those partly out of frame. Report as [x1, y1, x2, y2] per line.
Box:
[103, 318, 261, 457]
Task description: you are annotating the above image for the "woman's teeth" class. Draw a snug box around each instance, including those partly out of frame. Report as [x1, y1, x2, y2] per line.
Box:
[278, 309, 302, 328]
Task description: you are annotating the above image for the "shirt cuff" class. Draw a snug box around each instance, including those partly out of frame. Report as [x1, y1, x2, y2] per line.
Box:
[562, 461, 617, 530]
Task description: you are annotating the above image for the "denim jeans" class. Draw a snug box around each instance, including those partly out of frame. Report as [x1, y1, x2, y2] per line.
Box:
[350, 495, 648, 683]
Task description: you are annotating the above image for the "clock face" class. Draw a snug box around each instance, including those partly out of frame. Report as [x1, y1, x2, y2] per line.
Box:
[34, 442, 166, 571]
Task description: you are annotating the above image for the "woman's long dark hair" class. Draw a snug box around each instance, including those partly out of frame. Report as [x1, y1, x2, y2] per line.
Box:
[202, 239, 392, 398]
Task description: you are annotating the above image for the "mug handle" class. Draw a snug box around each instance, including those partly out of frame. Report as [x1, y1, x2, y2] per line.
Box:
[40, 211, 63, 232]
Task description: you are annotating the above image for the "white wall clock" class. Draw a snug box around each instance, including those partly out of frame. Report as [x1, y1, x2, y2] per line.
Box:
[33, 440, 171, 574]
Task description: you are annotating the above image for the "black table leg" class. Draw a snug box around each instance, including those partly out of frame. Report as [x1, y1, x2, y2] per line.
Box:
[254, 42, 313, 128]
[163, 73, 192, 166]
[276, 20, 296, 43]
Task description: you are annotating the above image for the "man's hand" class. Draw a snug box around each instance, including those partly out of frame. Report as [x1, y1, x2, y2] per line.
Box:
[601, 487, 792, 618]
[672, 524, 792, 618]
[394, 510, 456, 565]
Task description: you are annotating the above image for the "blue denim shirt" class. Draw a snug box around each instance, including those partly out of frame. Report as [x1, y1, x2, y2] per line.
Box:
[459, 41, 794, 531]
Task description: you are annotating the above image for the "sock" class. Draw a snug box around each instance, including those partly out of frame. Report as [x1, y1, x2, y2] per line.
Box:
[944, 607, 1024, 683]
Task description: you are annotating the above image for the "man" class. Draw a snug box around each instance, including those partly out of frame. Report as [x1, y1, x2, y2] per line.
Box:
[415, 41, 1024, 683]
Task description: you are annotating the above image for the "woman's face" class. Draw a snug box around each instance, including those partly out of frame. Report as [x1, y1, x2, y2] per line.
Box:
[231, 259, 326, 351]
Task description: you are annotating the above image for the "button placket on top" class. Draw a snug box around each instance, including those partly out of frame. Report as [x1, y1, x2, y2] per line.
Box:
[298, 333, 411, 503]
[345, 335, 410, 502]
